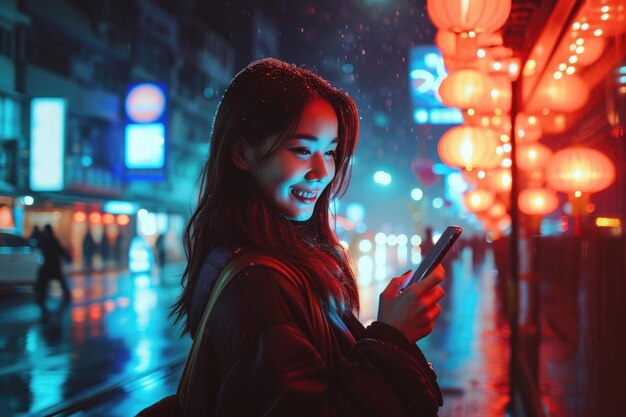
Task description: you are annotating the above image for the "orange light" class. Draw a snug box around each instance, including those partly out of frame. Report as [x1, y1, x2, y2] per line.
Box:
[73, 211, 87, 223]
[488, 202, 507, 219]
[596, 217, 621, 228]
[463, 189, 495, 212]
[89, 212, 102, 223]
[72, 306, 87, 323]
[529, 74, 590, 113]
[88, 303, 102, 320]
[515, 114, 541, 142]
[116, 214, 130, 226]
[517, 142, 553, 171]
[439, 69, 489, 109]
[519, 188, 559, 215]
[487, 168, 512, 192]
[102, 213, 115, 225]
[438, 126, 501, 170]
[546, 147, 616, 193]
[104, 300, 116, 312]
[427, 0, 512, 34]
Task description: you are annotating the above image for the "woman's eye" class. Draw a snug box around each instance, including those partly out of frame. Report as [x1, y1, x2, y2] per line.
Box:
[289, 147, 310, 156]
[326, 150, 337, 157]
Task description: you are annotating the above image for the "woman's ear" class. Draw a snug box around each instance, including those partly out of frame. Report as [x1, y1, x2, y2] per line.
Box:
[231, 135, 253, 171]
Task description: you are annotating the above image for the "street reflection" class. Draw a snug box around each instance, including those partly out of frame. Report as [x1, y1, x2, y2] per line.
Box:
[0, 265, 189, 416]
[0, 249, 515, 417]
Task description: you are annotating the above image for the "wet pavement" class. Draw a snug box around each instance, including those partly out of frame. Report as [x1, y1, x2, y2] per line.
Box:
[1, 249, 512, 417]
[0, 265, 190, 417]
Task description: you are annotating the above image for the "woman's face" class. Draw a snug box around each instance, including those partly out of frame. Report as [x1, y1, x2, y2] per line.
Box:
[247, 97, 339, 221]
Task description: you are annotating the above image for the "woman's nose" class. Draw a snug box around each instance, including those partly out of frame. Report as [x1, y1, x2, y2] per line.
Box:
[305, 153, 329, 182]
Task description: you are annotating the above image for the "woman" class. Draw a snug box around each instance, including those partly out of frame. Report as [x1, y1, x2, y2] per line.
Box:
[172, 58, 445, 416]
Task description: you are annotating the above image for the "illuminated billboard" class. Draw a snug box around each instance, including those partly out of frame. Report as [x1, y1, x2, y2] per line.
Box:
[125, 123, 165, 169]
[408, 46, 463, 125]
[29, 98, 66, 191]
[124, 82, 167, 181]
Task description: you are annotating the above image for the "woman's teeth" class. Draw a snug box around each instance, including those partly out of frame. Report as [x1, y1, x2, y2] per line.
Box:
[292, 189, 315, 198]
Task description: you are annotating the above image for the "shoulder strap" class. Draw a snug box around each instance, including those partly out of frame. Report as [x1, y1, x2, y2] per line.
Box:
[177, 251, 333, 409]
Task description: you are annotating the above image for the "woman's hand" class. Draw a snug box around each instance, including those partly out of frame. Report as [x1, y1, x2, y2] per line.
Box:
[377, 266, 445, 343]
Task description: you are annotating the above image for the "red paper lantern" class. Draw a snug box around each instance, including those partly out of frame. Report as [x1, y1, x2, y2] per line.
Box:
[546, 147, 616, 193]
[438, 126, 501, 170]
[519, 187, 559, 215]
[517, 142, 553, 171]
[436, 30, 503, 57]
[528, 74, 590, 113]
[439, 69, 489, 109]
[427, 0, 511, 34]
[463, 188, 495, 212]
[486, 168, 512, 192]
[515, 113, 542, 142]
[474, 74, 512, 114]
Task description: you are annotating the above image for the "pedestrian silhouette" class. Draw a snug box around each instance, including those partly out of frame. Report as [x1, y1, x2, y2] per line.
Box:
[155, 233, 166, 267]
[82, 229, 96, 271]
[100, 232, 110, 266]
[29, 225, 42, 246]
[114, 231, 128, 269]
[35, 225, 72, 308]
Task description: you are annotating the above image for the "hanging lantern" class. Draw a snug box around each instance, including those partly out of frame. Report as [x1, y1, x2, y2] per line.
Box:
[517, 142, 553, 171]
[438, 126, 501, 170]
[515, 113, 542, 142]
[519, 187, 559, 215]
[439, 69, 489, 109]
[436, 30, 503, 58]
[546, 147, 616, 193]
[463, 188, 495, 212]
[528, 74, 590, 113]
[474, 74, 512, 114]
[488, 201, 508, 219]
[427, 0, 512, 34]
[486, 168, 512, 192]
[540, 112, 569, 134]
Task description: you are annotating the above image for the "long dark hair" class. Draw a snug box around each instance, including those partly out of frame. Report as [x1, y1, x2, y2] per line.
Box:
[172, 58, 360, 333]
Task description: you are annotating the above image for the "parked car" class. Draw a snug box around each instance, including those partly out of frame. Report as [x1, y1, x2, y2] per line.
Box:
[0, 231, 44, 287]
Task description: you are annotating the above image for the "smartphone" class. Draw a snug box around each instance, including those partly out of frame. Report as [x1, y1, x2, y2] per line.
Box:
[405, 225, 462, 288]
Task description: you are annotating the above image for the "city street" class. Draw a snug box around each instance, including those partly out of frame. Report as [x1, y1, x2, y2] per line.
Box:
[1, 249, 511, 417]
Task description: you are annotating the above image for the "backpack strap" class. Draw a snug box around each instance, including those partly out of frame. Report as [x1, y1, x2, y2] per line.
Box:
[177, 251, 333, 411]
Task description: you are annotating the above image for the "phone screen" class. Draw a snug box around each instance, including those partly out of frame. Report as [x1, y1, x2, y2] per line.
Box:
[405, 225, 462, 288]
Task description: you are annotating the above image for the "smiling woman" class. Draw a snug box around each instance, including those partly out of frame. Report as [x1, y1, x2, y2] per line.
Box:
[163, 58, 447, 417]
[233, 97, 339, 221]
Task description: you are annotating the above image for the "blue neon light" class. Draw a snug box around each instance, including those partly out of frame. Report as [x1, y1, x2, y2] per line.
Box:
[29, 98, 66, 191]
[125, 123, 165, 169]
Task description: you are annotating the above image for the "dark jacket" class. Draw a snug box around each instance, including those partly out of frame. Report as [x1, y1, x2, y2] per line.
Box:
[186, 247, 441, 416]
